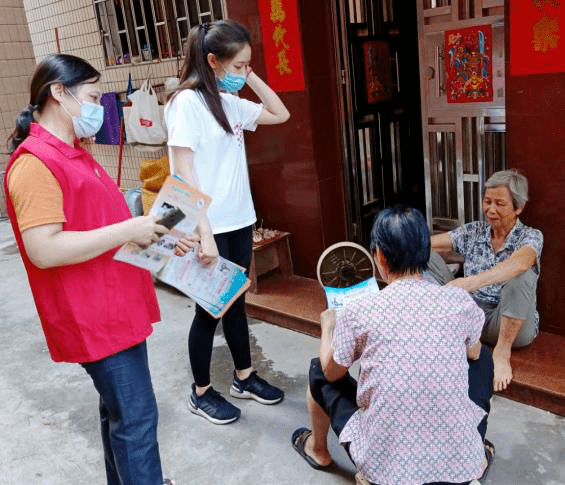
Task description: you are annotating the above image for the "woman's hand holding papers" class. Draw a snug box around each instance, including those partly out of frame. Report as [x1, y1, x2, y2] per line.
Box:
[175, 233, 200, 257]
[175, 232, 219, 268]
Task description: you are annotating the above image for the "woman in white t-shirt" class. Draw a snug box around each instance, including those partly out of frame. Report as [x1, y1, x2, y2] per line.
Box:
[165, 19, 290, 425]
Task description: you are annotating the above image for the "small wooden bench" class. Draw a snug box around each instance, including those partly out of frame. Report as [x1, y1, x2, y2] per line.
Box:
[248, 231, 292, 294]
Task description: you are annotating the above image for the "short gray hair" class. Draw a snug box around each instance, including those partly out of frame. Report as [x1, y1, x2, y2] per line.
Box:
[484, 169, 529, 209]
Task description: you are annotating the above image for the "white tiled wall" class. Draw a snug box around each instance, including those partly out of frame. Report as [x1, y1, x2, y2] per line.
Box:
[0, 0, 35, 215]
[2, 0, 188, 190]
[0, 0, 35, 165]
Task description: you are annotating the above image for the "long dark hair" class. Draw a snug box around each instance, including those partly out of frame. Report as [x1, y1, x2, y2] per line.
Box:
[171, 19, 252, 135]
[8, 54, 100, 153]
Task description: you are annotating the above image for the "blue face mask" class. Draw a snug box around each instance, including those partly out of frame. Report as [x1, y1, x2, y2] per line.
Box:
[216, 65, 247, 93]
[64, 89, 105, 138]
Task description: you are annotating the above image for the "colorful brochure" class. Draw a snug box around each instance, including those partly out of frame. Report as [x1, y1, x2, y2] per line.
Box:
[159, 248, 250, 318]
[114, 175, 249, 317]
[114, 176, 211, 273]
[324, 278, 380, 310]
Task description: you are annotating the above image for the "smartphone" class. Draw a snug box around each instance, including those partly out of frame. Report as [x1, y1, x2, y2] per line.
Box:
[156, 207, 186, 230]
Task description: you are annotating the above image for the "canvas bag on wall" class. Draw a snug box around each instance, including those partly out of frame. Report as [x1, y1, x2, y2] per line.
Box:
[125, 79, 167, 146]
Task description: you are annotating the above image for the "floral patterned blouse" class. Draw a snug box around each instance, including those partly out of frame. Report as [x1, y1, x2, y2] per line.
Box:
[333, 278, 486, 485]
[449, 219, 543, 305]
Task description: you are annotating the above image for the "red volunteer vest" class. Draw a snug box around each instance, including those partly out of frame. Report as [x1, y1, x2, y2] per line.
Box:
[3, 123, 160, 363]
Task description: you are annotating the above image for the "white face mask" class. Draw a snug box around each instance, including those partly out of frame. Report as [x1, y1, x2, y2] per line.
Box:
[62, 89, 104, 138]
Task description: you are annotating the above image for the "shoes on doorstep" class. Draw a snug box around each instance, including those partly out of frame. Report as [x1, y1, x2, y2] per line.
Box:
[188, 384, 241, 425]
[229, 370, 284, 405]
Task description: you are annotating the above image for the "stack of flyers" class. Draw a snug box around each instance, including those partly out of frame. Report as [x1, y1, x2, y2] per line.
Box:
[159, 248, 250, 318]
[114, 176, 211, 272]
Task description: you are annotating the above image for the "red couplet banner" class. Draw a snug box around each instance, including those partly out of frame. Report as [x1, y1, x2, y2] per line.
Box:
[510, 0, 565, 75]
[257, 0, 306, 92]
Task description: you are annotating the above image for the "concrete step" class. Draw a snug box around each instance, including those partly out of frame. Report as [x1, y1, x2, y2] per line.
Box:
[246, 273, 565, 416]
[246, 273, 326, 337]
[499, 331, 565, 416]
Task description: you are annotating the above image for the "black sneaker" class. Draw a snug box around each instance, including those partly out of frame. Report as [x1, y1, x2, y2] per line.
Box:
[229, 371, 284, 404]
[188, 384, 241, 425]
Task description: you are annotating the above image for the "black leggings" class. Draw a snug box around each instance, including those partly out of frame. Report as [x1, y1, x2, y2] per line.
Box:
[189, 225, 253, 387]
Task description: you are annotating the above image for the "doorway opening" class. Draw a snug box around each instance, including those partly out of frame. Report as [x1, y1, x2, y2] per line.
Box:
[332, 0, 425, 247]
[331, 0, 506, 245]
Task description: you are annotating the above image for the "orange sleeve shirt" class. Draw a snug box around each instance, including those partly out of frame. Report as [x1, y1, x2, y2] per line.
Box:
[7, 153, 66, 232]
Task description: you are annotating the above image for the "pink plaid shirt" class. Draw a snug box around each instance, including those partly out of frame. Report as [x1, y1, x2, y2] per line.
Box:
[333, 278, 486, 485]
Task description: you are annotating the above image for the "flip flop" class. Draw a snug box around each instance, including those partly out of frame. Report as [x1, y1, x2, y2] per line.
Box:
[477, 439, 495, 483]
[291, 427, 332, 470]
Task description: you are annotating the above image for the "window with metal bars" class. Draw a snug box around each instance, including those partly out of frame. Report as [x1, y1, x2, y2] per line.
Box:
[93, 0, 224, 66]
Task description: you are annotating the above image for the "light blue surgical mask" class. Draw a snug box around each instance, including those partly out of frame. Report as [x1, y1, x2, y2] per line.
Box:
[216, 65, 247, 93]
[63, 89, 105, 138]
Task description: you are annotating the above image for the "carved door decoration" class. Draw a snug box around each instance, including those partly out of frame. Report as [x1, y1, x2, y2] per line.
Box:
[417, 1, 506, 231]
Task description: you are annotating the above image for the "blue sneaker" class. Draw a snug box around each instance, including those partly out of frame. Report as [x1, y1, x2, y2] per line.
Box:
[230, 371, 284, 404]
[188, 384, 240, 425]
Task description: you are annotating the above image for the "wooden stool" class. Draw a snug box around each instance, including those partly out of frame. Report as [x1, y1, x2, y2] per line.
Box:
[248, 232, 292, 294]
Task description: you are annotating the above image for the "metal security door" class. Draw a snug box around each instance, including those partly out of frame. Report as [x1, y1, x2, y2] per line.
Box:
[417, 1, 506, 231]
[331, 0, 425, 245]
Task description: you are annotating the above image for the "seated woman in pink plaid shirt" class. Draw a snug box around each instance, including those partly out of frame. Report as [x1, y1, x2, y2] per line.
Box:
[292, 206, 495, 485]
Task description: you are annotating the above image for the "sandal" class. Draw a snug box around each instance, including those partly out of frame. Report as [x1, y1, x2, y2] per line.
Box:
[477, 439, 495, 483]
[291, 427, 332, 470]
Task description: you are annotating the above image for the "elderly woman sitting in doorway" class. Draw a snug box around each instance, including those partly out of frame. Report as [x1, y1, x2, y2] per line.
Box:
[429, 169, 543, 392]
[292, 206, 494, 485]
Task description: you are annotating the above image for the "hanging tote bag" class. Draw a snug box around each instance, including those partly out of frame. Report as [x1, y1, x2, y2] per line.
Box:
[95, 92, 122, 145]
[125, 79, 167, 146]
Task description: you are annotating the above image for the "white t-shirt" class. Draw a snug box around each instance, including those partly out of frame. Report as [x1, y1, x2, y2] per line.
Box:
[164, 89, 262, 234]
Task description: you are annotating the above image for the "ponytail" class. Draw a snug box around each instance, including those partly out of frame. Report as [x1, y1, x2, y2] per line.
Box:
[7, 53, 100, 153]
[171, 20, 252, 135]
[8, 104, 37, 153]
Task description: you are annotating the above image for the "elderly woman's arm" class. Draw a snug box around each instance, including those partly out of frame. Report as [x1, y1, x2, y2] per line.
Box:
[319, 309, 349, 382]
[431, 232, 454, 256]
[449, 245, 537, 293]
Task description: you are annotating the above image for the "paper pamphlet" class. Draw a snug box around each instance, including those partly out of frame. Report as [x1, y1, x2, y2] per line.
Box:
[159, 248, 250, 318]
[324, 278, 380, 310]
[114, 176, 211, 273]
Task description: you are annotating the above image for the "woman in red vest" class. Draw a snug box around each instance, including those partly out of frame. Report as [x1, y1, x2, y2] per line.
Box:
[4, 54, 173, 485]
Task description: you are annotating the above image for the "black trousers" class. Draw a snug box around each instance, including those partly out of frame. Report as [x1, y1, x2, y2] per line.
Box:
[189, 225, 253, 387]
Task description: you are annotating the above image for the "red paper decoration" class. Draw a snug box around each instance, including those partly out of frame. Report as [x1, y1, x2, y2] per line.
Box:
[257, 0, 306, 92]
[445, 25, 494, 103]
[510, 0, 565, 76]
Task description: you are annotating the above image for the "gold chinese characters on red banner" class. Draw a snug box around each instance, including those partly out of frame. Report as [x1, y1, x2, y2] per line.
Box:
[511, 0, 565, 75]
[257, 0, 305, 92]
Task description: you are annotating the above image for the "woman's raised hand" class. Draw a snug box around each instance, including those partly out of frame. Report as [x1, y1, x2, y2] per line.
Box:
[124, 216, 169, 247]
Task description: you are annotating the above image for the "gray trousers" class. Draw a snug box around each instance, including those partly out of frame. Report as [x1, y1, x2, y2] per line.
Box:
[427, 251, 539, 348]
